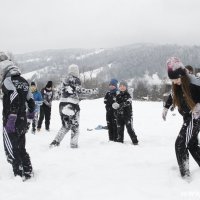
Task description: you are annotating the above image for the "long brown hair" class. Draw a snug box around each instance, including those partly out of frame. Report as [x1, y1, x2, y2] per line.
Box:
[172, 75, 195, 110]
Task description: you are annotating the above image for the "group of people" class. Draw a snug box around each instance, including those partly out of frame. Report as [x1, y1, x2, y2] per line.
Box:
[1, 50, 200, 181]
[27, 80, 54, 134]
[0, 53, 98, 181]
[104, 79, 138, 145]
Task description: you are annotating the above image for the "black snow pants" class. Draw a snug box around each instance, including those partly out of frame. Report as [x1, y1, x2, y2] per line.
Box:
[37, 104, 51, 130]
[32, 112, 39, 132]
[3, 116, 32, 177]
[106, 110, 117, 141]
[116, 116, 138, 144]
[175, 116, 200, 177]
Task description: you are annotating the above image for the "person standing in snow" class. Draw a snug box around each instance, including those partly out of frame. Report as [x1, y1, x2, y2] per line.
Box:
[27, 82, 43, 134]
[104, 79, 119, 141]
[0, 52, 35, 181]
[50, 64, 98, 148]
[112, 80, 138, 145]
[162, 57, 200, 179]
[37, 81, 53, 132]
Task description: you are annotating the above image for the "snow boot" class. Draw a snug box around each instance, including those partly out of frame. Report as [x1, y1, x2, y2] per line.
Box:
[22, 172, 34, 182]
[71, 144, 78, 148]
[49, 140, 60, 148]
[132, 136, 139, 145]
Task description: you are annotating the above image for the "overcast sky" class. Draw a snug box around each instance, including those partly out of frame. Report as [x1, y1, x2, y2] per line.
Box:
[0, 0, 200, 53]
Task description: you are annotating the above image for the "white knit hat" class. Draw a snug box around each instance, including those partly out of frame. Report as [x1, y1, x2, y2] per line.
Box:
[0, 52, 9, 62]
[68, 64, 79, 78]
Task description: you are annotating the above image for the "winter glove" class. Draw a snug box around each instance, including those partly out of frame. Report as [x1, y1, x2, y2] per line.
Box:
[170, 106, 174, 111]
[27, 111, 35, 120]
[112, 102, 120, 110]
[5, 114, 17, 133]
[162, 108, 168, 121]
[192, 103, 200, 119]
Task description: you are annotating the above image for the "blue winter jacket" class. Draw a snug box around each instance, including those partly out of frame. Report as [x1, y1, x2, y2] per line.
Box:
[32, 90, 43, 112]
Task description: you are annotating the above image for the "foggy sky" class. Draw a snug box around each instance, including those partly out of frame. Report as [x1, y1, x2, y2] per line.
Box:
[0, 0, 200, 53]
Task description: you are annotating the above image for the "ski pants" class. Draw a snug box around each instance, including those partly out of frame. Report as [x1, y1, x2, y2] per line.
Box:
[32, 112, 39, 132]
[54, 104, 80, 147]
[175, 116, 200, 177]
[3, 116, 32, 177]
[106, 111, 117, 141]
[37, 104, 51, 130]
[116, 116, 137, 143]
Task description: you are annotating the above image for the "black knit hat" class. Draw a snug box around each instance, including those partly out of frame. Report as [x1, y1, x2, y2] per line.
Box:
[167, 57, 186, 79]
[31, 81, 36, 86]
[46, 81, 53, 88]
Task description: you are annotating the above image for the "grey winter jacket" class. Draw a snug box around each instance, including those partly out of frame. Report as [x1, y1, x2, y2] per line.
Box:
[60, 75, 97, 104]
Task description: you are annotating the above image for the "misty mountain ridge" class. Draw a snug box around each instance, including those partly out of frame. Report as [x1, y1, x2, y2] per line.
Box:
[14, 43, 200, 84]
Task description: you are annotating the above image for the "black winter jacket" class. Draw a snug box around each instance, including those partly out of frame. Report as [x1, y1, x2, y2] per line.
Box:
[104, 90, 119, 112]
[2, 75, 35, 125]
[41, 87, 53, 107]
[164, 75, 200, 117]
[115, 90, 133, 119]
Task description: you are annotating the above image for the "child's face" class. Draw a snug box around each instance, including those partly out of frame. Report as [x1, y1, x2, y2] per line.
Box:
[30, 85, 36, 92]
[109, 85, 116, 90]
[119, 84, 127, 92]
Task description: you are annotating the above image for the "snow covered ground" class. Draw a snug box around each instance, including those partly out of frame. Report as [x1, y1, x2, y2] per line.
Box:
[0, 99, 200, 200]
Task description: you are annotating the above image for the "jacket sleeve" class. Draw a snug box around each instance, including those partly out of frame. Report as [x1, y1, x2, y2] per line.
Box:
[26, 90, 35, 113]
[3, 77, 19, 114]
[75, 78, 98, 95]
[104, 93, 108, 105]
[164, 93, 173, 109]
[35, 91, 43, 106]
[41, 88, 50, 106]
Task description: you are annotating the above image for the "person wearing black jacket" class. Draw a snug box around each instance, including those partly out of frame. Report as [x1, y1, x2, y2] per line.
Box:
[162, 57, 200, 179]
[112, 80, 138, 145]
[104, 79, 119, 141]
[37, 81, 53, 131]
[0, 52, 35, 181]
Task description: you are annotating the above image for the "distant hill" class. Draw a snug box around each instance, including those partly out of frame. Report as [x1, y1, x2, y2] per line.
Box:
[14, 43, 200, 85]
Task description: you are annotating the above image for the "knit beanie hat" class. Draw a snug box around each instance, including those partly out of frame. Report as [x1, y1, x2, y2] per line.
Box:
[119, 80, 128, 89]
[109, 79, 118, 88]
[167, 57, 186, 79]
[0, 60, 21, 82]
[68, 64, 79, 78]
[46, 81, 53, 88]
[31, 81, 36, 86]
[0, 52, 9, 62]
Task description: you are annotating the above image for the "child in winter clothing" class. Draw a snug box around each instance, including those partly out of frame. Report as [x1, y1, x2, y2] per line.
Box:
[104, 79, 119, 141]
[162, 57, 200, 179]
[113, 80, 138, 145]
[50, 64, 98, 148]
[28, 82, 43, 134]
[0, 52, 35, 181]
[37, 81, 53, 131]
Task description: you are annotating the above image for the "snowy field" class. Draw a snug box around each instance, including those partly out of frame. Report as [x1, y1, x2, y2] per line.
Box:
[1, 99, 200, 200]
